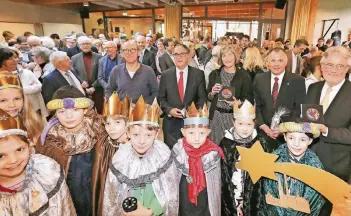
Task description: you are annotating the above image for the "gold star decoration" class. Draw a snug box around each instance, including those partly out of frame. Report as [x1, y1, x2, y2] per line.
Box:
[236, 141, 279, 184]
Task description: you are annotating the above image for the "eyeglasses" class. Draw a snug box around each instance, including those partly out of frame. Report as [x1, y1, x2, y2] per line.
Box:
[173, 52, 188, 58]
[321, 63, 348, 70]
[121, 48, 137, 54]
[80, 43, 91, 46]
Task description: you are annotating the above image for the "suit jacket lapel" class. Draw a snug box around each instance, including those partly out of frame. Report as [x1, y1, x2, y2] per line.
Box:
[103, 56, 107, 79]
[171, 68, 182, 104]
[79, 54, 87, 80]
[325, 81, 348, 117]
[265, 73, 273, 106]
[184, 67, 193, 103]
[55, 70, 70, 85]
[276, 72, 289, 106]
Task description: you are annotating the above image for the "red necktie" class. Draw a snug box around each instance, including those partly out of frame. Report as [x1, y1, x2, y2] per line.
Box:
[178, 71, 184, 102]
[272, 77, 279, 108]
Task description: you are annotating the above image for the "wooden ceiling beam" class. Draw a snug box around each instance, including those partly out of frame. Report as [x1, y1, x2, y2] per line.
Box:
[33, 0, 104, 4]
[106, 0, 132, 8]
[193, 0, 199, 4]
[92, 1, 120, 9]
[142, 0, 158, 6]
[124, 0, 145, 7]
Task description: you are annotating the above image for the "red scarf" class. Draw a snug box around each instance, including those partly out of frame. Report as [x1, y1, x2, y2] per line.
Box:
[0, 184, 17, 194]
[182, 138, 224, 205]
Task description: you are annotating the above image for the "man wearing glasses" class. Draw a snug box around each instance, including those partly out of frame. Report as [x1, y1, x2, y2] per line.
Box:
[307, 46, 351, 215]
[105, 40, 158, 104]
[158, 44, 207, 148]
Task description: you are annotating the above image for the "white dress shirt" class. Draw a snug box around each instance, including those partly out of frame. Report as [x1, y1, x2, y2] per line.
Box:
[292, 50, 298, 74]
[271, 71, 285, 94]
[58, 70, 85, 95]
[176, 66, 188, 93]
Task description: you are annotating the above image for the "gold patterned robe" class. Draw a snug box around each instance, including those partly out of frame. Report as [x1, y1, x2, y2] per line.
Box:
[0, 154, 76, 216]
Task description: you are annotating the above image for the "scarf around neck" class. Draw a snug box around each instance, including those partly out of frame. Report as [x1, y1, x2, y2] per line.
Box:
[182, 138, 224, 205]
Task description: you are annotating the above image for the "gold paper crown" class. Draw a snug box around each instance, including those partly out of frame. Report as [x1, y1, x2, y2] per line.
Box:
[183, 103, 209, 126]
[233, 100, 256, 120]
[0, 73, 21, 90]
[0, 108, 27, 138]
[128, 96, 160, 127]
[185, 102, 209, 119]
[103, 93, 130, 118]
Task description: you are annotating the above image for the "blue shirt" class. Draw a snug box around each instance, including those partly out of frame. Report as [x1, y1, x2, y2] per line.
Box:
[105, 56, 117, 82]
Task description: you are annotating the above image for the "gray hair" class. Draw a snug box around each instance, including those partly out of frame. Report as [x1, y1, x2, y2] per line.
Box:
[212, 45, 221, 57]
[49, 51, 68, 67]
[31, 46, 52, 62]
[41, 36, 55, 49]
[27, 35, 41, 44]
[322, 46, 351, 67]
[77, 36, 92, 45]
[104, 41, 117, 48]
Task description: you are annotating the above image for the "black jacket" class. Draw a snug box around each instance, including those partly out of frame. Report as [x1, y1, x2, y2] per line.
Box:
[220, 133, 268, 216]
[207, 66, 253, 119]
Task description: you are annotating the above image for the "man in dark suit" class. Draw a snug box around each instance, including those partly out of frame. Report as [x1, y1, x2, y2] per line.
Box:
[196, 37, 212, 65]
[307, 46, 351, 216]
[71, 36, 103, 113]
[159, 38, 175, 72]
[286, 39, 309, 74]
[253, 47, 306, 152]
[42, 51, 87, 104]
[158, 44, 207, 148]
[136, 35, 158, 76]
[98, 41, 123, 90]
[307, 47, 351, 182]
[146, 35, 158, 54]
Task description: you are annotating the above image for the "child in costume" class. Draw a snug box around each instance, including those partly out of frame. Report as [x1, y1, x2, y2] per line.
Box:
[103, 96, 179, 216]
[92, 92, 130, 216]
[0, 108, 76, 215]
[173, 103, 224, 216]
[36, 85, 104, 216]
[220, 100, 268, 216]
[0, 73, 43, 144]
[262, 121, 325, 216]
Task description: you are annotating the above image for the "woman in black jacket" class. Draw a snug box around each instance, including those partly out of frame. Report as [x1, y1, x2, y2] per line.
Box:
[241, 47, 265, 81]
[207, 45, 253, 144]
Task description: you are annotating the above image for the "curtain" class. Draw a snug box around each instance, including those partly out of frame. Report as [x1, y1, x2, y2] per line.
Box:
[290, 0, 312, 43]
[165, 3, 181, 40]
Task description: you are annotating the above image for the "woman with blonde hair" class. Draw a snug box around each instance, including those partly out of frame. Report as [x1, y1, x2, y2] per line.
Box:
[207, 45, 253, 144]
[242, 47, 264, 80]
[0, 47, 44, 144]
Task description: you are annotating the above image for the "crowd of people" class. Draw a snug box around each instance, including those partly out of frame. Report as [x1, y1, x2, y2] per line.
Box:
[0, 28, 350, 216]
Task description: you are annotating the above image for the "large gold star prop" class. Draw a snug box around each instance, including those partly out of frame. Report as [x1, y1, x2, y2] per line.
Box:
[236, 141, 278, 183]
[237, 141, 351, 216]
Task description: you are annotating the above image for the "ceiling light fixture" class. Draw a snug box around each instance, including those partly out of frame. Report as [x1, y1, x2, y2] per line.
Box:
[123, 12, 128, 16]
[83, 2, 89, 7]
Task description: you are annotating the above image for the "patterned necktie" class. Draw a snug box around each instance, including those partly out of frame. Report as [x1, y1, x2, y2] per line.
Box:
[321, 86, 333, 113]
[272, 77, 279, 108]
[178, 71, 184, 102]
[65, 71, 79, 89]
